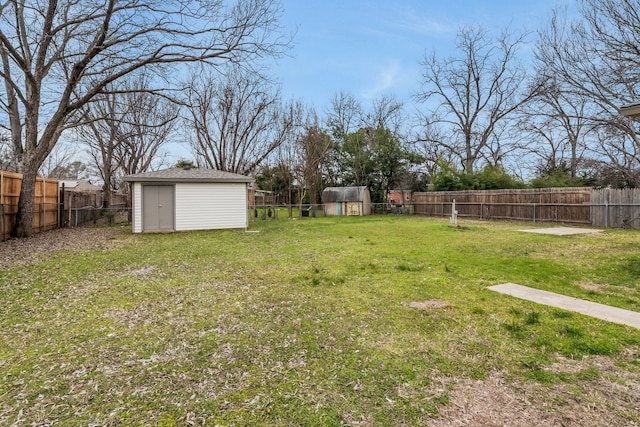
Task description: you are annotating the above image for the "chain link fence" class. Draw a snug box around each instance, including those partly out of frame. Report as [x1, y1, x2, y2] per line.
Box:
[248, 203, 414, 221]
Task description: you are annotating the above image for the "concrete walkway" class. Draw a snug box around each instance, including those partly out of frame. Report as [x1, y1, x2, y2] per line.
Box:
[488, 283, 640, 329]
[518, 227, 603, 236]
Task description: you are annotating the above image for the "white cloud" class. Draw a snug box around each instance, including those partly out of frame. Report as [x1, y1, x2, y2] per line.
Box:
[389, 4, 458, 39]
[361, 62, 401, 100]
[397, 15, 457, 39]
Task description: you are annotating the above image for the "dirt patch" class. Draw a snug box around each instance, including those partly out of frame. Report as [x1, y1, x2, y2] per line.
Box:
[519, 227, 603, 236]
[0, 226, 129, 269]
[577, 281, 637, 294]
[579, 282, 609, 292]
[429, 352, 640, 426]
[130, 266, 157, 276]
[403, 300, 449, 310]
[2, 225, 639, 425]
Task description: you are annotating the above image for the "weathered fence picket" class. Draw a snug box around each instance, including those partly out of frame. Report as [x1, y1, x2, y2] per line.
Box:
[413, 187, 640, 229]
[1, 170, 59, 241]
[591, 188, 640, 229]
[413, 188, 593, 225]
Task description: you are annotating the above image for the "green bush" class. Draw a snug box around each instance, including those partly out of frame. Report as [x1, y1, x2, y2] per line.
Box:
[431, 162, 525, 191]
[530, 172, 587, 188]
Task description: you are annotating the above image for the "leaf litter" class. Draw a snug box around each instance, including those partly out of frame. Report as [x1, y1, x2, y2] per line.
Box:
[1, 225, 640, 425]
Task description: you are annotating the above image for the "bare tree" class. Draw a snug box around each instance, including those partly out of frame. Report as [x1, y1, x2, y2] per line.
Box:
[415, 25, 535, 173]
[590, 128, 640, 187]
[77, 93, 122, 207]
[535, 2, 640, 186]
[412, 121, 454, 178]
[368, 95, 404, 137]
[479, 122, 521, 169]
[0, 130, 17, 171]
[292, 108, 333, 216]
[0, 0, 289, 236]
[39, 143, 73, 178]
[78, 74, 179, 206]
[37, 141, 90, 179]
[114, 82, 179, 177]
[325, 92, 363, 185]
[326, 92, 405, 140]
[273, 124, 296, 213]
[515, 74, 590, 178]
[326, 91, 363, 141]
[184, 66, 294, 175]
[325, 92, 408, 186]
[47, 161, 89, 180]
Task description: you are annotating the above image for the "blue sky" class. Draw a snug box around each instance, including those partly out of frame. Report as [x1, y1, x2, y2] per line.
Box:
[273, 0, 571, 112]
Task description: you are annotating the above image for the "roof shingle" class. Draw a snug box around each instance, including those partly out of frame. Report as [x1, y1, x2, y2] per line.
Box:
[123, 168, 253, 183]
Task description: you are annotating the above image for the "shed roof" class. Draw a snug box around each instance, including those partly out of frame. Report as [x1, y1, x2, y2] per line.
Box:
[123, 168, 253, 183]
[620, 103, 640, 118]
[322, 186, 369, 203]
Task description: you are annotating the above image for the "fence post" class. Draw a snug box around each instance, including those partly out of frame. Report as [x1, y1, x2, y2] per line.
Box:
[59, 184, 65, 228]
[533, 203, 536, 223]
[0, 172, 3, 240]
[605, 187, 610, 228]
[41, 178, 45, 232]
[1, 203, 4, 241]
[450, 199, 457, 225]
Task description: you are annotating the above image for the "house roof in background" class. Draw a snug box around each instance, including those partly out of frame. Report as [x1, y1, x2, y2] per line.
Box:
[59, 179, 102, 192]
[123, 168, 253, 183]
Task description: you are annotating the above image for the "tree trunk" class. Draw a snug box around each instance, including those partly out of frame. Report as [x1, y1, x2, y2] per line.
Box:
[298, 188, 306, 219]
[465, 137, 474, 173]
[310, 186, 317, 218]
[570, 142, 578, 178]
[464, 158, 474, 174]
[102, 178, 111, 208]
[13, 167, 38, 237]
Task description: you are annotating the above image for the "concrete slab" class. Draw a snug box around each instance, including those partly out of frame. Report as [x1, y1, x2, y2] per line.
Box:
[518, 227, 603, 236]
[488, 283, 640, 329]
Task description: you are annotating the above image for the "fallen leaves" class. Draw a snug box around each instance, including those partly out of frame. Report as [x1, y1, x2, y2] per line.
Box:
[0, 227, 128, 269]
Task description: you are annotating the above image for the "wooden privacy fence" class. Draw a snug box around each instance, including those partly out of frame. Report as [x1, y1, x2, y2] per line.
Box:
[1, 170, 59, 241]
[591, 188, 640, 229]
[413, 188, 593, 225]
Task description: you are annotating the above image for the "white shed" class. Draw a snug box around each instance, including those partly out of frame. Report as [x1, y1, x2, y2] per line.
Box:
[123, 167, 253, 233]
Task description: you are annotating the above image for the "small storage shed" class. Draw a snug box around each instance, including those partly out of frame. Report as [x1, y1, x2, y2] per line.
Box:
[322, 186, 371, 216]
[123, 167, 253, 233]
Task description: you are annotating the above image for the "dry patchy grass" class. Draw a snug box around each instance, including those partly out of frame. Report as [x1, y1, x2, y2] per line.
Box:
[1, 218, 640, 425]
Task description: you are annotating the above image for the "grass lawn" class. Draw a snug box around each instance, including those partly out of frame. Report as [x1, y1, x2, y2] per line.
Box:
[1, 216, 640, 425]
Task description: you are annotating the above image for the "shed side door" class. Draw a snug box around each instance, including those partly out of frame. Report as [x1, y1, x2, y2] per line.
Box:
[143, 185, 175, 232]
